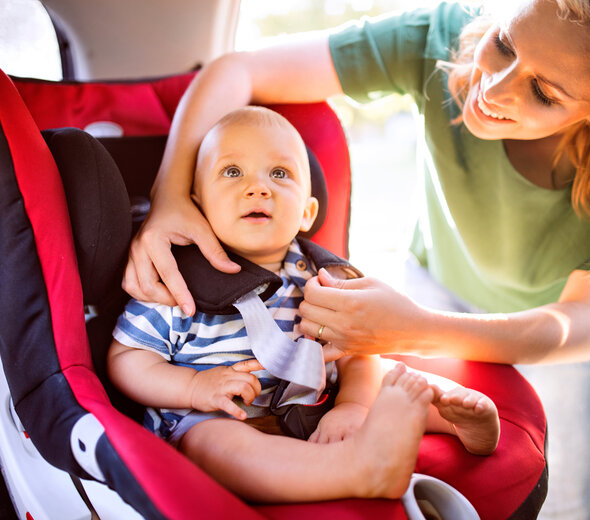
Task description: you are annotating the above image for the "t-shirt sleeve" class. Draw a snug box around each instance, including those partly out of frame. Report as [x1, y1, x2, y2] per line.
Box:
[328, 2, 478, 104]
[112, 299, 190, 360]
[575, 259, 590, 271]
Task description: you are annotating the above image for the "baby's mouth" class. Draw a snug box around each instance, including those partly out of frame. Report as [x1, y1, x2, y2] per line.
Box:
[242, 210, 271, 220]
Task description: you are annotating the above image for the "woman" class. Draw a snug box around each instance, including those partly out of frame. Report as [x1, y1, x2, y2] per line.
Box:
[123, 1, 590, 516]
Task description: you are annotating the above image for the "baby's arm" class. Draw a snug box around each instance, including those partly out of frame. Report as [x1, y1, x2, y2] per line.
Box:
[308, 354, 383, 443]
[107, 340, 261, 420]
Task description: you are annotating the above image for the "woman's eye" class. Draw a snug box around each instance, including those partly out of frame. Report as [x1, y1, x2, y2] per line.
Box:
[494, 33, 514, 57]
[531, 80, 555, 106]
[271, 168, 287, 179]
[223, 166, 242, 177]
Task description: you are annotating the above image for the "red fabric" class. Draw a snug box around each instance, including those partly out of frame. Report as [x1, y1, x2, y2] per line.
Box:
[66, 366, 264, 520]
[397, 356, 546, 519]
[13, 75, 350, 258]
[258, 498, 407, 519]
[2, 68, 256, 519]
[0, 72, 92, 372]
[12, 73, 195, 136]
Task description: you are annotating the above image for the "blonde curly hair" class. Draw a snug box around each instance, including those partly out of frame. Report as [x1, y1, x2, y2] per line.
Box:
[443, 1, 590, 216]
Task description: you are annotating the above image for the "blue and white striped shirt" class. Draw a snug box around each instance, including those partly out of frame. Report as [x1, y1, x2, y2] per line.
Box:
[113, 240, 321, 439]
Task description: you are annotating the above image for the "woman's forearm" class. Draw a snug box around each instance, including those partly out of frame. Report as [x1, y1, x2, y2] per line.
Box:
[150, 55, 252, 200]
[413, 301, 590, 365]
[151, 31, 340, 201]
[301, 270, 590, 365]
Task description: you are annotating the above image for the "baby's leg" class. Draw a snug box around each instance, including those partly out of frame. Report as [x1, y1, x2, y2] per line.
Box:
[380, 359, 500, 455]
[179, 363, 432, 503]
[428, 385, 500, 455]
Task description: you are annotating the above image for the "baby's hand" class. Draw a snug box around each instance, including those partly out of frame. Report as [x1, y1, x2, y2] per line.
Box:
[189, 364, 261, 420]
[308, 402, 368, 443]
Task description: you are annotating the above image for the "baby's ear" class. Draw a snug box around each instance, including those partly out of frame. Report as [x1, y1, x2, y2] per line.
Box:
[299, 196, 319, 233]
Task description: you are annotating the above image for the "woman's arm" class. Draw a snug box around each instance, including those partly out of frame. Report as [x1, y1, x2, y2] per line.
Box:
[124, 32, 343, 314]
[299, 268, 590, 365]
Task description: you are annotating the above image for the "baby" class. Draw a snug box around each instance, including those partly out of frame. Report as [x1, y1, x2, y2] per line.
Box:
[108, 106, 499, 503]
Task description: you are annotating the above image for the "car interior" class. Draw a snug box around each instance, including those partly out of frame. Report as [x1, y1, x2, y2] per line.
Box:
[0, 1, 548, 519]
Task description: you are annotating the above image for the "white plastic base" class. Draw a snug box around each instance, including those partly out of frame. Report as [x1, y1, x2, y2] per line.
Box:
[0, 358, 144, 519]
[80, 479, 144, 520]
[0, 358, 89, 519]
[401, 473, 480, 520]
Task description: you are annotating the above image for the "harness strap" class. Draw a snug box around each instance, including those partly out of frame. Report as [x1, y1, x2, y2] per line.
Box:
[233, 290, 325, 406]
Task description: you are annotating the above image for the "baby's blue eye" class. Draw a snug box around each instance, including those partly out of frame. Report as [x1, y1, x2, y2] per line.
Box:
[271, 168, 287, 179]
[223, 166, 242, 177]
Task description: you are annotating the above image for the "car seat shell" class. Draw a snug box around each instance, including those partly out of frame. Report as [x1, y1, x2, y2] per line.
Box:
[0, 70, 548, 519]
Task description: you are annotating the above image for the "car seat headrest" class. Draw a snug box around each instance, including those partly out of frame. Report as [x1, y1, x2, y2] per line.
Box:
[42, 128, 132, 304]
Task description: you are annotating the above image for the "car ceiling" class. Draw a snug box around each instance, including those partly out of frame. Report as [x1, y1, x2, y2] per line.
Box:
[40, 0, 241, 81]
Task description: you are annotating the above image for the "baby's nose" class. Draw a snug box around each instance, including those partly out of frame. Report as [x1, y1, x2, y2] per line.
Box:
[245, 182, 271, 198]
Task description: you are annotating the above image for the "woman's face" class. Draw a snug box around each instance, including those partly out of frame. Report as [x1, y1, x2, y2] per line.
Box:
[463, 0, 590, 141]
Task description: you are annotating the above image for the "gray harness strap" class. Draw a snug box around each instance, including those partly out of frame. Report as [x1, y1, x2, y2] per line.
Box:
[233, 290, 325, 406]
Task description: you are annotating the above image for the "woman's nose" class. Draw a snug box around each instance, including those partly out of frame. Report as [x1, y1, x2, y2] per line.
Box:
[480, 68, 518, 107]
[475, 36, 519, 107]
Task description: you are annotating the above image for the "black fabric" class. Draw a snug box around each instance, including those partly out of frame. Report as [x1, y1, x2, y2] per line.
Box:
[86, 313, 145, 424]
[174, 237, 354, 314]
[270, 379, 339, 440]
[43, 129, 143, 420]
[299, 147, 328, 238]
[17, 374, 92, 477]
[0, 124, 63, 404]
[173, 245, 282, 315]
[0, 124, 93, 475]
[95, 435, 168, 520]
[98, 135, 166, 202]
[298, 237, 359, 273]
[43, 128, 132, 305]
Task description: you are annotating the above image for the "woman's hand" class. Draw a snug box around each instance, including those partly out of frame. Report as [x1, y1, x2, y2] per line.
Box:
[300, 268, 428, 358]
[122, 191, 240, 315]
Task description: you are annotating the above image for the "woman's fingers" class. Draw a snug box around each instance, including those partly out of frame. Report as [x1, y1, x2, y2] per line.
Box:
[123, 198, 243, 314]
[195, 227, 241, 274]
[299, 315, 333, 340]
[148, 238, 195, 314]
[321, 342, 347, 362]
[304, 270, 369, 309]
[123, 242, 179, 307]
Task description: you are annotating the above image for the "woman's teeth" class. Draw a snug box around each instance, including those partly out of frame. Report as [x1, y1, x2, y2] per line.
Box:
[477, 92, 506, 120]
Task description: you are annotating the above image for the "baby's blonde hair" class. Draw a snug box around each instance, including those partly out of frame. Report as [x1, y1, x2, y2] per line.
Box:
[442, 1, 590, 216]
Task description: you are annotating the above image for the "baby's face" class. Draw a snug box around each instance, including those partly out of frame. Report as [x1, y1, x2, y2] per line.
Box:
[193, 121, 318, 265]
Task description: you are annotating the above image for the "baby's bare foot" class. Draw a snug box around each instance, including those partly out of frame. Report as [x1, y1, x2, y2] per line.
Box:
[433, 386, 500, 455]
[354, 363, 433, 499]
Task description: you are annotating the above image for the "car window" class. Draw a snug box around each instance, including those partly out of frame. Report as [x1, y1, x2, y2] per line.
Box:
[0, 0, 61, 80]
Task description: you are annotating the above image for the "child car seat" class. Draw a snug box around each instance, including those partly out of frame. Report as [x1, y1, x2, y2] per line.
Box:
[0, 69, 547, 519]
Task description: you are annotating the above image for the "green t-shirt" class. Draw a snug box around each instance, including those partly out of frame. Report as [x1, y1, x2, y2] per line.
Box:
[329, 2, 590, 312]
